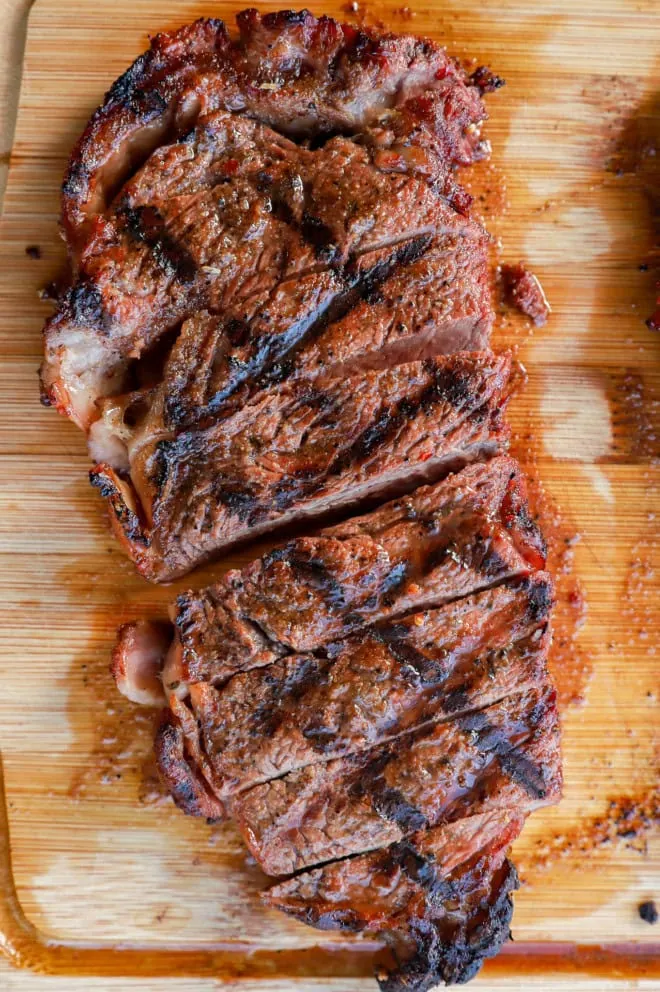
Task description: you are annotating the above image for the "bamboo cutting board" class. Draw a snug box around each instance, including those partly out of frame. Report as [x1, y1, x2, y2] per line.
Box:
[0, 0, 658, 988]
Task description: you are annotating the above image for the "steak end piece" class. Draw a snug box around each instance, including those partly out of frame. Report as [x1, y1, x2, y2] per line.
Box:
[42, 10, 492, 433]
[265, 810, 523, 991]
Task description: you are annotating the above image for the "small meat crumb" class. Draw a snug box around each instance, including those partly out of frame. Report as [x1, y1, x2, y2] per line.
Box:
[501, 263, 551, 327]
[38, 281, 60, 302]
[646, 299, 660, 332]
[25, 244, 41, 259]
[638, 900, 658, 924]
[470, 66, 506, 94]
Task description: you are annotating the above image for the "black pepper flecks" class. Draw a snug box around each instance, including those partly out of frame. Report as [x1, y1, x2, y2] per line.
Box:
[638, 900, 658, 924]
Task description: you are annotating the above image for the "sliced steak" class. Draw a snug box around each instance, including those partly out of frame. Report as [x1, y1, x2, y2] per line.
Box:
[159, 455, 544, 691]
[140, 230, 491, 435]
[231, 682, 561, 875]
[265, 810, 523, 991]
[164, 574, 552, 800]
[43, 11, 491, 432]
[92, 350, 512, 581]
[60, 12, 487, 254]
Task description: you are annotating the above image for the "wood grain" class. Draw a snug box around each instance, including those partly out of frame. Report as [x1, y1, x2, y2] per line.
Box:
[0, 0, 658, 987]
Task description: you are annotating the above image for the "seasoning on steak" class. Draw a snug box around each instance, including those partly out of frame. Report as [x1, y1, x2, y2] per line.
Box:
[231, 681, 560, 875]
[142, 455, 544, 693]
[91, 349, 512, 581]
[158, 575, 553, 802]
[500, 263, 551, 327]
[265, 810, 523, 992]
[42, 12, 492, 433]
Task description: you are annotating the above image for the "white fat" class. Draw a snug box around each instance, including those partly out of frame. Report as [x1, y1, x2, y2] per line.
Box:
[112, 621, 172, 706]
[162, 639, 190, 700]
[88, 417, 130, 472]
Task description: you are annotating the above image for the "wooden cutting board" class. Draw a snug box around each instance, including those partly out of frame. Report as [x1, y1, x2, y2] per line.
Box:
[0, 0, 658, 988]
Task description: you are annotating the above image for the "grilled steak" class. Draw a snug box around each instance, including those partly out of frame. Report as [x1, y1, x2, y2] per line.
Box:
[42, 12, 490, 434]
[159, 575, 552, 802]
[91, 349, 512, 581]
[265, 810, 523, 991]
[231, 681, 560, 876]
[45, 11, 561, 988]
[39, 10, 504, 582]
[152, 455, 545, 691]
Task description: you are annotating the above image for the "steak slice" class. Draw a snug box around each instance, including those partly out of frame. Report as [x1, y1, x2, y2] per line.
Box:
[92, 350, 512, 581]
[163, 574, 552, 800]
[265, 810, 523, 991]
[160, 455, 545, 691]
[291, 233, 493, 381]
[60, 12, 487, 254]
[231, 682, 561, 875]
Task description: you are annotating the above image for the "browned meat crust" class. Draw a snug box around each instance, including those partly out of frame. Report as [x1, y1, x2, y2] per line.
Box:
[232, 680, 561, 875]
[155, 696, 227, 821]
[170, 575, 553, 800]
[91, 350, 512, 581]
[265, 811, 522, 991]
[42, 12, 491, 433]
[164, 455, 545, 689]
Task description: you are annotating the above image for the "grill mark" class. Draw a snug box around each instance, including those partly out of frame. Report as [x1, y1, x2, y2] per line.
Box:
[524, 576, 553, 622]
[350, 750, 429, 832]
[121, 205, 197, 282]
[250, 655, 329, 737]
[301, 211, 340, 263]
[458, 711, 547, 800]
[378, 560, 409, 603]
[282, 552, 347, 608]
[65, 278, 112, 331]
[389, 840, 456, 903]
[372, 785, 429, 832]
[325, 361, 478, 480]
[253, 233, 433, 395]
[213, 480, 261, 523]
[376, 626, 449, 687]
